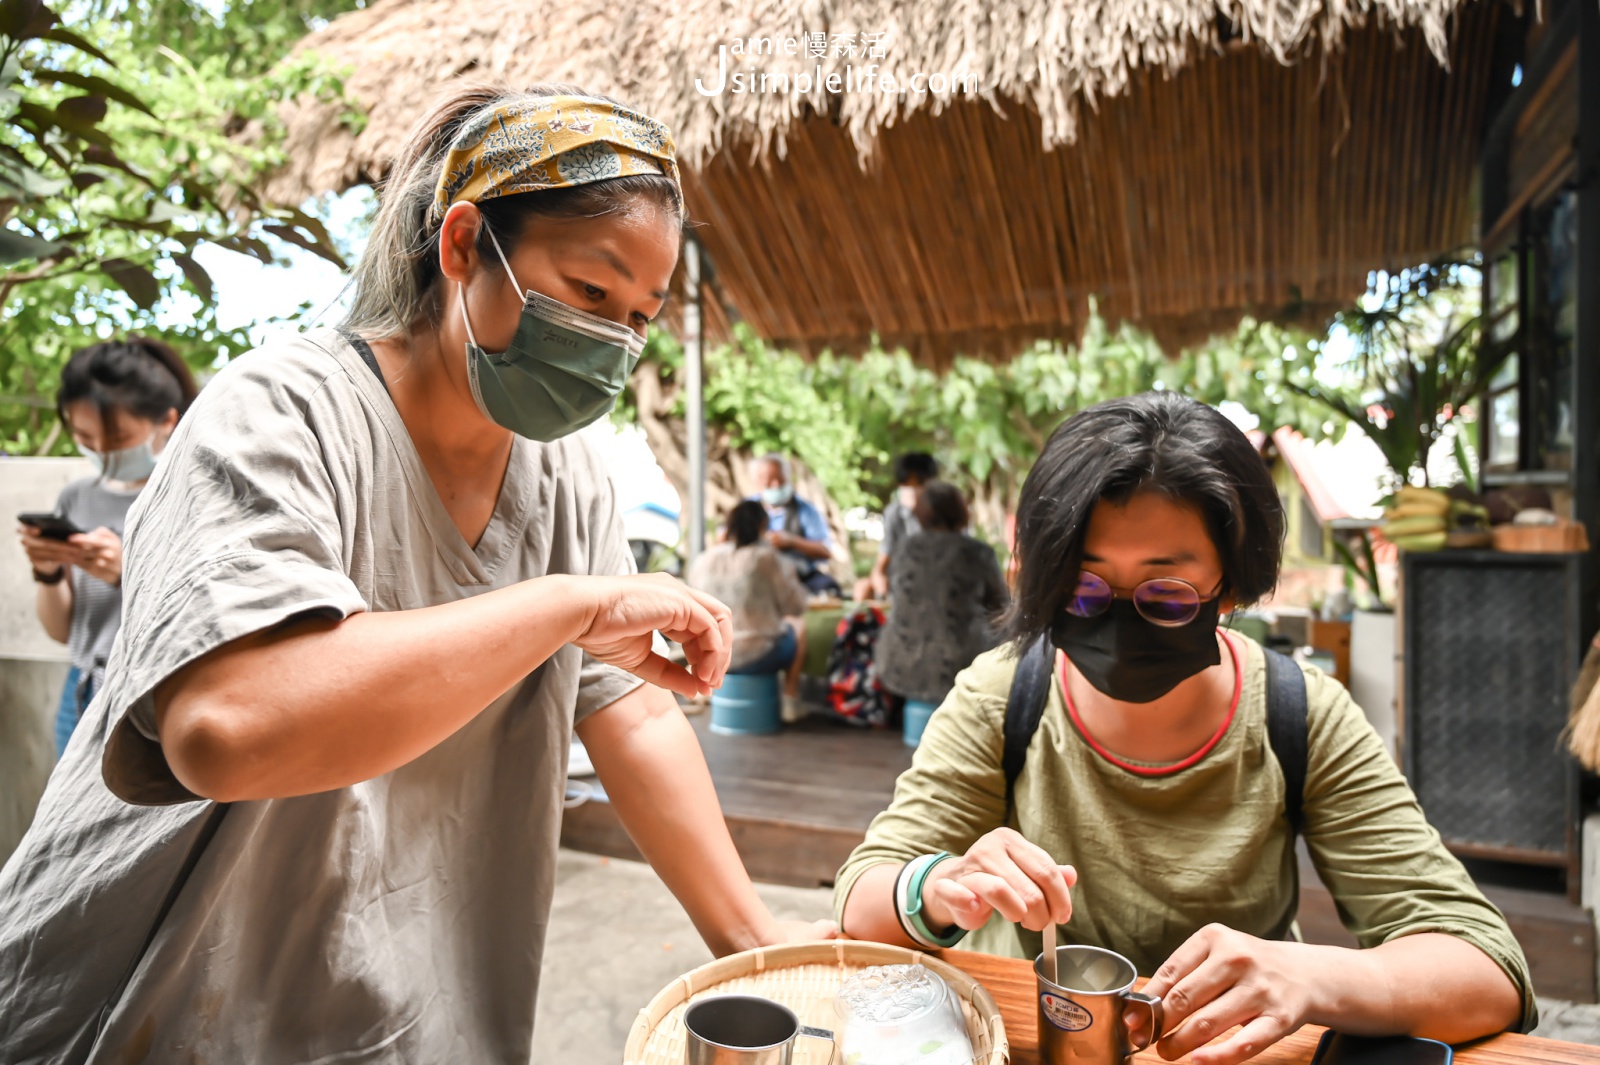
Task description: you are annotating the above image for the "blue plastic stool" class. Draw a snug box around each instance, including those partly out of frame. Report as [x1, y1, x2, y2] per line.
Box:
[903, 700, 938, 747]
[710, 672, 782, 736]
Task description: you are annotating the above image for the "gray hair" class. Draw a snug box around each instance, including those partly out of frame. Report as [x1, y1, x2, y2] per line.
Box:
[752, 453, 791, 481]
[341, 80, 685, 340]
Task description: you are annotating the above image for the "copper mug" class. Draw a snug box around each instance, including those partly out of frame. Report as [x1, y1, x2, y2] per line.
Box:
[1035, 944, 1164, 1063]
[683, 994, 836, 1064]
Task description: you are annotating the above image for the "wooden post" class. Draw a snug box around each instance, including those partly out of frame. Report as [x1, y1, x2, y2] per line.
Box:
[684, 236, 707, 565]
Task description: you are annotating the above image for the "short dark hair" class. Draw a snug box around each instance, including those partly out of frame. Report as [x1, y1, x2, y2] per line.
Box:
[727, 500, 769, 548]
[893, 452, 939, 485]
[57, 336, 198, 428]
[1001, 391, 1283, 645]
[913, 480, 968, 532]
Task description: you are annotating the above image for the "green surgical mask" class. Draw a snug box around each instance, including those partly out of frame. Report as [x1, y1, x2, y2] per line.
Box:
[459, 228, 646, 442]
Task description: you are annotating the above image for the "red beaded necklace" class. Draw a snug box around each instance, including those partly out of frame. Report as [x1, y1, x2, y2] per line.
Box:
[1059, 631, 1243, 776]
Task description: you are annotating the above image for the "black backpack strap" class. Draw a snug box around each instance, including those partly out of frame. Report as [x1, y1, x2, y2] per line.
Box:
[1003, 637, 1309, 834]
[1003, 635, 1055, 813]
[1263, 647, 1309, 838]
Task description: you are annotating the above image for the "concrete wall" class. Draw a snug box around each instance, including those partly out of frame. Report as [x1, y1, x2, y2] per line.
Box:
[1349, 608, 1398, 761]
[1, 456, 95, 865]
[0, 658, 66, 862]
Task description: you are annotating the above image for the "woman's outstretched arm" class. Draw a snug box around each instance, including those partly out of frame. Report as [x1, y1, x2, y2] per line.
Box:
[155, 573, 731, 801]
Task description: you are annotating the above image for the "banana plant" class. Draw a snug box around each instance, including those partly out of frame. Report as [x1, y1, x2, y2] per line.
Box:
[1332, 529, 1386, 612]
[1288, 257, 1511, 491]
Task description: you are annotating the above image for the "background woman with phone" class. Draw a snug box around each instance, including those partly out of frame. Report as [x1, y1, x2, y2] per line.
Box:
[16, 336, 197, 755]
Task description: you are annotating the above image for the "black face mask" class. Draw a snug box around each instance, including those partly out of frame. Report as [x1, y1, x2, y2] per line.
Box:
[1049, 597, 1223, 704]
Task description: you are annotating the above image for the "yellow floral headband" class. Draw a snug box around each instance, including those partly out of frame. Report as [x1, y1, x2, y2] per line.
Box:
[432, 94, 682, 220]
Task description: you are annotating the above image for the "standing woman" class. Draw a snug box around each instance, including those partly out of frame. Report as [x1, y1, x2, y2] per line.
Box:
[16, 338, 197, 755]
[0, 83, 826, 1063]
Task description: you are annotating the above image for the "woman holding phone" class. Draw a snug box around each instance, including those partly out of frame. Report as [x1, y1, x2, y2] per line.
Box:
[17, 337, 197, 755]
[0, 83, 828, 1063]
[836, 393, 1532, 1064]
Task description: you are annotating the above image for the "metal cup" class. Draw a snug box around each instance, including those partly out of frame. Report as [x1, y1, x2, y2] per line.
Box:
[1034, 944, 1164, 1063]
[683, 994, 836, 1064]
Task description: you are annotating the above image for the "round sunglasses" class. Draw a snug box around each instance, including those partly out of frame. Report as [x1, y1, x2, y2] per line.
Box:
[1065, 571, 1221, 628]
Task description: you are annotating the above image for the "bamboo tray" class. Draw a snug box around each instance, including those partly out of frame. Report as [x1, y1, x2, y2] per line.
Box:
[1492, 522, 1590, 553]
[624, 940, 1008, 1064]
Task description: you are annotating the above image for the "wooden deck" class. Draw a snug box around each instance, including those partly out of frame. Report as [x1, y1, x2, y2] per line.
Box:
[562, 710, 913, 888]
[560, 711, 1597, 1003]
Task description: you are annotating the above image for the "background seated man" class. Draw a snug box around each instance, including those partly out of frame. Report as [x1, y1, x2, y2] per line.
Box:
[749, 452, 840, 597]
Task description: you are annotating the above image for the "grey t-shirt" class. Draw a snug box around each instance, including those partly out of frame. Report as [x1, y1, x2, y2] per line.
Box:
[55, 477, 140, 675]
[879, 497, 921, 560]
[0, 329, 645, 1064]
[686, 541, 807, 669]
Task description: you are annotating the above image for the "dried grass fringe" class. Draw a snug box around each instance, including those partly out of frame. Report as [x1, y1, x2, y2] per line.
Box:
[1565, 639, 1600, 771]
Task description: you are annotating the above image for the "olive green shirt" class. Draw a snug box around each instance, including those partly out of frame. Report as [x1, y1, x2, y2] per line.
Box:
[834, 635, 1536, 1032]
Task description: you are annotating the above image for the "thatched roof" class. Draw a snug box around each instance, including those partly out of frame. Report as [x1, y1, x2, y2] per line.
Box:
[271, 0, 1501, 362]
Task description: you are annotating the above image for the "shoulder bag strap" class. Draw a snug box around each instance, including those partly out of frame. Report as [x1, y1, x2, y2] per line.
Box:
[1003, 635, 1055, 814]
[1262, 647, 1310, 838]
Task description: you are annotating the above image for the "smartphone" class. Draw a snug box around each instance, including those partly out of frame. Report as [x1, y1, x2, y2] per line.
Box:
[17, 512, 85, 541]
[1311, 1031, 1453, 1065]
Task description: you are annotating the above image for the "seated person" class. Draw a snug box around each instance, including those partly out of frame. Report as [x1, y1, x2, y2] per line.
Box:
[874, 481, 1008, 708]
[688, 500, 809, 722]
[835, 392, 1532, 1062]
[749, 452, 841, 597]
[855, 451, 939, 602]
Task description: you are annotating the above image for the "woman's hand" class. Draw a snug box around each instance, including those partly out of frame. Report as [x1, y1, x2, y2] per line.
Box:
[920, 827, 1076, 932]
[67, 527, 122, 585]
[1138, 924, 1315, 1065]
[571, 573, 733, 699]
[18, 524, 78, 577]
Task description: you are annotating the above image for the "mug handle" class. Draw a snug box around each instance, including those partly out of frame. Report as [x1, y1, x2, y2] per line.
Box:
[1123, 991, 1165, 1051]
[798, 1025, 836, 1064]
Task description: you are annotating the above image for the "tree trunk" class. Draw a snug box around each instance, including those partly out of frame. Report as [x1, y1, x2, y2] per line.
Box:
[968, 479, 1012, 553]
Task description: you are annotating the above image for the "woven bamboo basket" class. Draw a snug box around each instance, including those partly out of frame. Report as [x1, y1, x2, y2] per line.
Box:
[1492, 521, 1591, 553]
[623, 940, 1008, 1064]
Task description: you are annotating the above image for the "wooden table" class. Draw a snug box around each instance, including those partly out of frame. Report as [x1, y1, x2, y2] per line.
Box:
[939, 951, 1600, 1064]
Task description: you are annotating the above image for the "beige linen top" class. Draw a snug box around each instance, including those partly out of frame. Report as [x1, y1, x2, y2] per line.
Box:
[0, 329, 645, 1064]
[833, 635, 1537, 1033]
[686, 541, 807, 669]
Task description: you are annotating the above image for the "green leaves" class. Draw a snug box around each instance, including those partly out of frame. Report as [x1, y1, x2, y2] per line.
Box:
[41, 26, 114, 64]
[263, 221, 345, 267]
[1332, 531, 1386, 611]
[0, 225, 64, 262]
[1285, 256, 1490, 492]
[1, 0, 363, 453]
[31, 68, 155, 115]
[99, 256, 159, 307]
[624, 306, 1346, 536]
[0, 0, 56, 41]
[170, 250, 211, 299]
